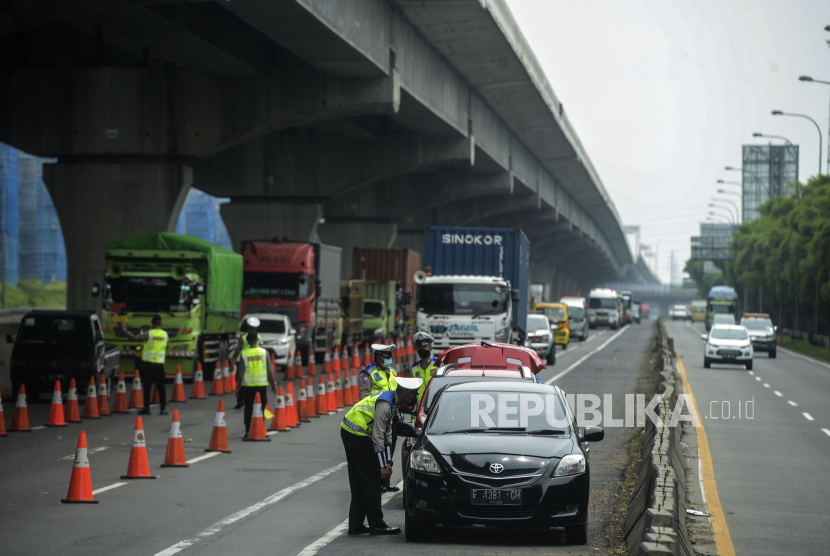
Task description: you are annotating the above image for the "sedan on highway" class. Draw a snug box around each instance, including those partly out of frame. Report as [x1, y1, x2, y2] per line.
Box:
[527, 313, 556, 364]
[398, 381, 603, 544]
[239, 313, 296, 365]
[669, 305, 691, 321]
[740, 314, 777, 358]
[701, 324, 754, 370]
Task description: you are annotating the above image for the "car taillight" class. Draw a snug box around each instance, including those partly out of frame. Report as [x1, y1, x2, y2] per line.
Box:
[103, 327, 111, 333]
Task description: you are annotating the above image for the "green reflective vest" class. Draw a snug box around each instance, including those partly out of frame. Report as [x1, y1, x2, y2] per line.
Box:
[341, 390, 396, 437]
[142, 329, 168, 364]
[237, 333, 263, 361]
[363, 364, 398, 394]
[410, 357, 437, 406]
[241, 346, 268, 387]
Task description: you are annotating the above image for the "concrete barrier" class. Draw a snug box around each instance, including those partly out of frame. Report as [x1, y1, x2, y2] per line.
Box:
[623, 320, 694, 556]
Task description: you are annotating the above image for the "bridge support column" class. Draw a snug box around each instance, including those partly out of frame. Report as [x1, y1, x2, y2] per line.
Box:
[220, 203, 324, 252]
[43, 162, 191, 311]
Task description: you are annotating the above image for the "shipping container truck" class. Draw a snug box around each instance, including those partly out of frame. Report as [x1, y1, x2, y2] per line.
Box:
[98, 233, 243, 377]
[417, 227, 529, 349]
[352, 248, 420, 314]
[240, 239, 341, 364]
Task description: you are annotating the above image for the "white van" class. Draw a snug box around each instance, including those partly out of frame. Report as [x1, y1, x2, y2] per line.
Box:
[560, 296, 588, 341]
[588, 288, 620, 330]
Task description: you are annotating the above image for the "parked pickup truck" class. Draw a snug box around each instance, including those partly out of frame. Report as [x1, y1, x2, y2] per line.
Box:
[7, 310, 120, 400]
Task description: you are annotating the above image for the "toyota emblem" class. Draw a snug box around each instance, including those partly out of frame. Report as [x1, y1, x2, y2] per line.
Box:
[489, 463, 504, 474]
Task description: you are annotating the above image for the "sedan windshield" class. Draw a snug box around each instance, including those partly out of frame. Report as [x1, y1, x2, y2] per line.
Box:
[710, 328, 749, 340]
[541, 307, 566, 320]
[18, 316, 92, 344]
[418, 283, 507, 316]
[742, 319, 772, 330]
[428, 390, 568, 434]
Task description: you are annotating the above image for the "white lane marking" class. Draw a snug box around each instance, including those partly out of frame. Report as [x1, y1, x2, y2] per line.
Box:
[31, 425, 46, 430]
[788, 401, 798, 407]
[544, 326, 628, 385]
[185, 452, 221, 465]
[822, 429, 830, 438]
[92, 482, 127, 495]
[266, 431, 278, 436]
[755, 377, 761, 382]
[778, 347, 830, 370]
[297, 481, 403, 556]
[803, 413, 815, 421]
[748, 371, 754, 375]
[154, 462, 347, 556]
[773, 391, 782, 397]
[763, 383, 770, 388]
[697, 450, 707, 506]
[60, 446, 109, 460]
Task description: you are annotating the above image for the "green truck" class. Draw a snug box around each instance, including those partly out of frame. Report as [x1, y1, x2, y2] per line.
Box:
[363, 280, 403, 343]
[98, 233, 243, 377]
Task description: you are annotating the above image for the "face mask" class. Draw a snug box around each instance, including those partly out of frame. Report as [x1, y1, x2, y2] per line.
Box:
[417, 348, 431, 359]
[383, 358, 393, 367]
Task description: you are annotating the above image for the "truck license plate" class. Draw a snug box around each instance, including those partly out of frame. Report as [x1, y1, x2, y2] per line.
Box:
[471, 489, 522, 505]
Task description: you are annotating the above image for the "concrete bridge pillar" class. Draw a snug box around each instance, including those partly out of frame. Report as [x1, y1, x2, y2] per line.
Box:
[43, 162, 191, 311]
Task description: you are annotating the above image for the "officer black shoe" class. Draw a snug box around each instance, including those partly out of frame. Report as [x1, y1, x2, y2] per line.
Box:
[369, 523, 401, 535]
[159, 409, 169, 416]
[139, 409, 151, 415]
[384, 484, 400, 492]
[347, 525, 370, 535]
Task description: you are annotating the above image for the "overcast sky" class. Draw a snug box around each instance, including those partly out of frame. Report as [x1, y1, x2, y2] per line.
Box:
[506, 0, 830, 284]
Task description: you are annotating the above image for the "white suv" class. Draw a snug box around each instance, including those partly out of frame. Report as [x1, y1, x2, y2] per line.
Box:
[701, 324, 753, 370]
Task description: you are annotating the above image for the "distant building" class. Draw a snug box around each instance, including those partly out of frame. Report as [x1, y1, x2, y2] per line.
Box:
[174, 189, 232, 250]
[742, 144, 798, 222]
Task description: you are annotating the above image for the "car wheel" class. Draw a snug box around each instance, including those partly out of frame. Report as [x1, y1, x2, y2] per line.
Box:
[769, 350, 777, 359]
[746, 361, 753, 371]
[703, 358, 711, 369]
[546, 347, 555, 365]
[564, 522, 588, 545]
[562, 342, 567, 350]
[405, 509, 429, 542]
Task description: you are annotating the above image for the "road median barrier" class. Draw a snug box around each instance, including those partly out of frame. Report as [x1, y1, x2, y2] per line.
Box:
[623, 320, 694, 556]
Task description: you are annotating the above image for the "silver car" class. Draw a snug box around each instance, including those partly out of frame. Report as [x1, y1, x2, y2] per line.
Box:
[527, 313, 556, 365]
[239, 313, 297, 365]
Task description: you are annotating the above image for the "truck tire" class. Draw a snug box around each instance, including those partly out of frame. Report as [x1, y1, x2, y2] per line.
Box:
[546, 347, 555, 365]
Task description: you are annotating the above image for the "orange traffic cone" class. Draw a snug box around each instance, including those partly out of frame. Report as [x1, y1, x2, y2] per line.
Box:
[285, 382, 299, 428]
[161, 409, 189, 467]
[307, 355, 317, 377]
[352, 344, 360, 371]
[0, 387, 7, 436]
[315, 376, 328, 415]
[334, 370, 344, 409]
[323, 348, 332, 374]
[229, 364, 238, 391]
[66, 378, 82, 422]
[326, 373, 337, 413]
[205, 400, 231, 453]
[121, 416, 156, 479]
[270, 387, 288, 432]
[97, 374, 111, 416]
[223, 361, 232, 393]
[11, 385, 31, 432]
[61, 432, 98, 504]
[297, 382, 310, 422]
[332, 347, 341, 372]
[286, 353, 295, 380]
[407, 335, 414, 361]
[294, 352, 304, 380]
[343, 370, 354, 406]
[128, 370, 144, 409]
[171, 366, 186, 402]
[151, 385, 161, 405]
[306, 377, 317, 418]
[351, 368, 360, 402]
[341, 350, 350, 375]
[210, 362, 224, 396]
[243, 392, 270, 441]
[363, 342, 371, 366]
[191, 364, 206, 399]
[112, 373, 128, 414]
[46, 380, 67, 427]
[82, 377, 100, 419]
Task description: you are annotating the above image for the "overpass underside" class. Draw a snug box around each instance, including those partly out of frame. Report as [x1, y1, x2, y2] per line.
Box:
[0, 0, 635, 309]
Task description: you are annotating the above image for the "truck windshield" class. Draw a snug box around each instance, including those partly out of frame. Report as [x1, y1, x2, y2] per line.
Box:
[243, 272, 310, 299]
[568, 307, 585, 320]
[589, 298, 617, 309]
[364, 301, 385, 319]
[418, 283, 507, 316]
[620, 295, 632, 309]
[17, 315, 92, 344]
[709, 302, 736, 314]
[541, 307, 566, 320]
[107, 277, 189, 312]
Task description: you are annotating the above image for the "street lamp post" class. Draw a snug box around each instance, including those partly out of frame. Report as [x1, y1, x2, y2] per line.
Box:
[714, 197, 741, 222]
[771, 110, 822, 175]
[708, 209, 734, 224]
[709, 202, 738, 223]
[717, 188, 742, 198]
[717, 179, 742, 187]
[752, 132, 793, 145]
[798, 75, 830, 174]
[707, 213, 730, 224]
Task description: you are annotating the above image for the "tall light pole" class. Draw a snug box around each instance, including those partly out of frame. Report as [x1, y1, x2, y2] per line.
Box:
[798, 75, 830, 174]
[709, 202, 738, 223]
[717, 179, 742, 187]
[708, 210, 734, 224]
[752, 132, 793, 145]
[717, 188, 742, 199]
[771, 110, 822, 175]
[714, 197, 741, 222]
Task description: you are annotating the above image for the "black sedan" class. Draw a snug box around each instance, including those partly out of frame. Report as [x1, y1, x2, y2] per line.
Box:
[396, 381, 603, 544]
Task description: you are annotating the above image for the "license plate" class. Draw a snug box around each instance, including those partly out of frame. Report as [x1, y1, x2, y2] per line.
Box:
[471, 489, 522, 505]
[722, 353, 737, 360]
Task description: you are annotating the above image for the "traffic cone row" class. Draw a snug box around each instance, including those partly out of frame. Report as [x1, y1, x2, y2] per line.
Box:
[171, 366, 187, 402]
[270, 387, 287, 432]
[191, 364, 206, 399]
[210, 362, 224, 396]
[334, 370, 344, 409]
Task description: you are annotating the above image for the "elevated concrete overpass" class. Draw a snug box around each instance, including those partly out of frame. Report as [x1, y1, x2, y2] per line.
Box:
[1, 0, 645, 309]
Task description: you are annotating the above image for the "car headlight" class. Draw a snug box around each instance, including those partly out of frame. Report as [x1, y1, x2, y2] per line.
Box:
[741, 343, 751, 349]
[410, 449, 441, 474]
[553, 454, 585, 477]
[710, 344, 719, 349]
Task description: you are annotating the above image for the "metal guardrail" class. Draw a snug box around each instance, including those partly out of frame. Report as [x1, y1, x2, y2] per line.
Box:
[780, 328, 830, 349]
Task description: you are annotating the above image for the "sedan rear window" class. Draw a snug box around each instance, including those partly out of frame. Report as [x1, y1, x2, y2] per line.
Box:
[18, 316, 92, 344]
[710, 328, 748, 340]
[424, 376, 524, 412]
[428, 390, 568, 434]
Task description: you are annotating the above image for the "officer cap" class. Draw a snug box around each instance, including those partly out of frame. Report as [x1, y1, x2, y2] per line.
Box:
[413, 331, 435, 347]
[371, 343, 395, 355]
[245, 316, 261, 328]
[395, 377, 423, 391]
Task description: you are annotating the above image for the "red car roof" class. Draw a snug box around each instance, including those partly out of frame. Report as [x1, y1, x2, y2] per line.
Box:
[436, 342, 546, 374]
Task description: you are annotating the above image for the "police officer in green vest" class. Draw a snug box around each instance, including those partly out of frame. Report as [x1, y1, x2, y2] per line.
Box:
[121, 315, 169, 416]
[410, 332, 437, 409]
[357, 343, 397, 400]
[341, 376, 422, 536]
[233, 316, 263, 409]
[235, 332, 276, 438]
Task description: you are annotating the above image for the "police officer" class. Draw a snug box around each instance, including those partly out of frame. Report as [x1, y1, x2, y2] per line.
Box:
[120, 315, 168, 416]
[358, 343, 397, 400]
[410, 332, 437, 410]
[235, 331, 277, 438]
[341, 376, 422, 536]
[232, 316, 263, 409]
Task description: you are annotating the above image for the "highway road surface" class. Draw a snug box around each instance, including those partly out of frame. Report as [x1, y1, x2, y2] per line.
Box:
[667, 320, 830, 556]
[0, 323, 655, 555]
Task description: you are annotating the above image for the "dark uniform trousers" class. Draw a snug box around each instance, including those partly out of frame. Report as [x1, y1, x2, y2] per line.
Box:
[141, 361, 167, 410]
[341, 428, 384, 529]
[241, 386, 268, 434]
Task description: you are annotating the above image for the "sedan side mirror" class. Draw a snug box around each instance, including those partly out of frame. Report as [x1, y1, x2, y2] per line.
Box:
[774, 326, 778, 331]
[394, 422, 418, 437]
[582, 426, 604, 442]
[510, 289, 520, 303]
[700, 334, 708, 341]
[5, 333, 13, 344]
